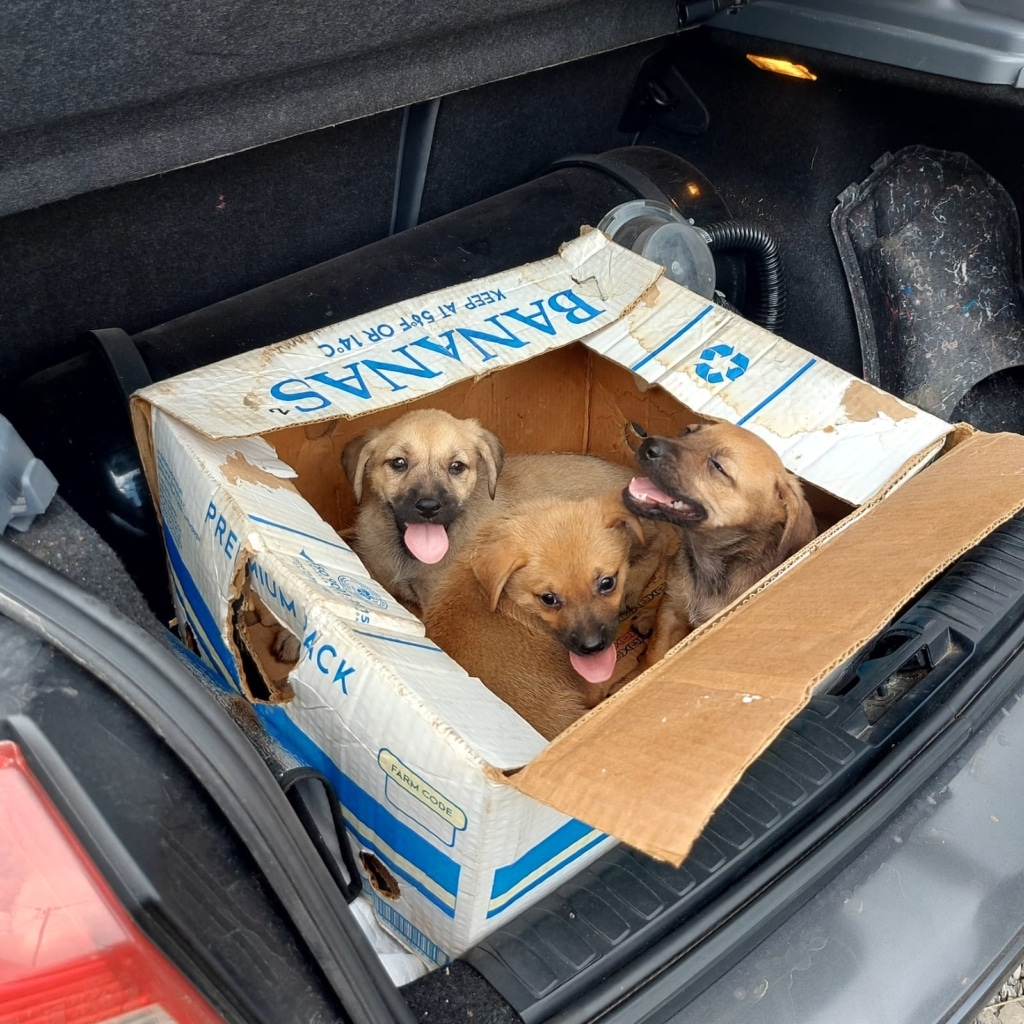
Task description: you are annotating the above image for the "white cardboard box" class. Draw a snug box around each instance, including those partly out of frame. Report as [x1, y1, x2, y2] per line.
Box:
[132, 231, 1024, 965]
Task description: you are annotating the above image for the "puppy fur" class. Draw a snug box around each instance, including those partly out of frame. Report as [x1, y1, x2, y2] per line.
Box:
[422, 491, 671, 740]
[343, 406, 662, 610]
[624, 421, 817, 664]
[343, 408, 504, 608]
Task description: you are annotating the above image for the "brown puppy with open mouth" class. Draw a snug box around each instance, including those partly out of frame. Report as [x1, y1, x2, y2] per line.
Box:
[343, 408, 504, 608]
[623, 421, 817, 665]
[422, 491, 670, 740]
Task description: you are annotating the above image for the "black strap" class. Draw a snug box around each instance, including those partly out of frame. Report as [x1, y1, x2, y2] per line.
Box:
[86, 327, 153, 406]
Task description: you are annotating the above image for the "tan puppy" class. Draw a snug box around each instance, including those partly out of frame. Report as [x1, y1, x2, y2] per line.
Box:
[343, 408, 504, 607]
[623, 421, 817, 664]
[344, 406, 661, 610]
[422, 491, 668, 740]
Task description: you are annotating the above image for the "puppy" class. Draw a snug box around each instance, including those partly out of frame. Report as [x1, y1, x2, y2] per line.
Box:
[623, 421, 817, 664]
[342, 408, 504, 608]
[422, 492, 663, 740]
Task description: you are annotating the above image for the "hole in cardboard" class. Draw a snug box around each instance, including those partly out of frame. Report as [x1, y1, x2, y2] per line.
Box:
[231, 588, 298, 703]
[359, 851, 401, 900]
[180, 619, 200, 657]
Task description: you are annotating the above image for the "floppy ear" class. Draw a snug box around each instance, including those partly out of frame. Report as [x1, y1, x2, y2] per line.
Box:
[604, 500, 647, 548]
[341, 430, 379, 504]
[776, 474, 817, 562]
[473, 424, 505, 499]
[471, 536, 527, 611]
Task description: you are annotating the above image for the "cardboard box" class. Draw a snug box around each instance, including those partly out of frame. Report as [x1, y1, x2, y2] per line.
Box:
[131, 230, 1024, 965]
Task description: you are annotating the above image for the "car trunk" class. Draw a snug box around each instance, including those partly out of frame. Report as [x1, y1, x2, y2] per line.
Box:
[4, 8, 1024, 1023]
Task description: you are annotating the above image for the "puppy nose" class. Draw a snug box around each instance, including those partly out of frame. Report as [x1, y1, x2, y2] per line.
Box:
[571, 628, 610, 655]
[414, 497, 442, 517]
[638, 437, 665, 462]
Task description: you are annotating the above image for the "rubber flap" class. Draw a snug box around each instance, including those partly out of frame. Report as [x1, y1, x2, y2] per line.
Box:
[832, 146, 1024, 429]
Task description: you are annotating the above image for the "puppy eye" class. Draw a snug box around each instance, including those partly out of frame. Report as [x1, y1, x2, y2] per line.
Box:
[387, 457, 408, 471]
[537, 592, 562, 609]
[448, 460, 467, 475]
[597, 575, 617, 595]
[708, 456, 728, 477]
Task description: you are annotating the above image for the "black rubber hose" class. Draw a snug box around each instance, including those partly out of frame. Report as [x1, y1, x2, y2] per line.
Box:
[703, 220, 786, 334]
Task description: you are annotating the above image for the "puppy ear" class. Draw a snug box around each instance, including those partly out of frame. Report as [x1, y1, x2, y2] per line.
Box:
[776, 474, 817, 562]
[474, 424, 505, 499]
[604, 501, 646, 547]
[341, 430, 378, 504]
[471, 537, 527, 611]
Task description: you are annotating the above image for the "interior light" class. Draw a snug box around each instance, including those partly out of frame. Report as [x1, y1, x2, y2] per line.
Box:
[746, 55, 818, 81]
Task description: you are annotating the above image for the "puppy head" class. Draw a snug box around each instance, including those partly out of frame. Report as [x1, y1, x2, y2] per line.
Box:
[342, 408, 504, 561]
[624, 421, 816, 558]
[471, 493, 644, 684]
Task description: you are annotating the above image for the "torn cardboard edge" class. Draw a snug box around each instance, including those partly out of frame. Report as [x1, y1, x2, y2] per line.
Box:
[510, 429, 1024, 865]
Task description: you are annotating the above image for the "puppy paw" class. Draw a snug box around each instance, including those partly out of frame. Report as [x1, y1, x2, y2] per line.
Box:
[272, 629, 301, 665]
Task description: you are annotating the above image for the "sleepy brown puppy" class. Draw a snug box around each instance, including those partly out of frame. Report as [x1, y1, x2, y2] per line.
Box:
[623, 421, 817, 665]
[343, 408, 504, 608]
[422, 492, 667, 740]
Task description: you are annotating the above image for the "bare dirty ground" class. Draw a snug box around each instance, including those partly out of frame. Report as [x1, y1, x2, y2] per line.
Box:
[977, 964, 1024, 1024]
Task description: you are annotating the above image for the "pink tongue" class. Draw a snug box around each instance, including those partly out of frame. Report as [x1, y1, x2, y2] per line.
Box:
[404, 523, 450, 564]
[569, 645, 618, 684]
[628, 476, 677, 506]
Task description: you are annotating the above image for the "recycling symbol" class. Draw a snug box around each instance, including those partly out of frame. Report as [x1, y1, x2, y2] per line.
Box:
[695, 344, 749, 384]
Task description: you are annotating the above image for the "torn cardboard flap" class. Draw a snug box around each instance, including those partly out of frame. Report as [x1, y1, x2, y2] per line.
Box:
[509, 430, 1024, 865]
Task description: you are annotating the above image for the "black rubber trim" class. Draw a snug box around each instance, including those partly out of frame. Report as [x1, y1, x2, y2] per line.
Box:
[0, 537, 414, 1024]
[465, 513, 1024, 1024]
[87, 327, 154, 404]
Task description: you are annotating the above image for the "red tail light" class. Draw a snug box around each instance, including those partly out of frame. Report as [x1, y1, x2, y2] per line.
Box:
[0, 740, 225, 1024]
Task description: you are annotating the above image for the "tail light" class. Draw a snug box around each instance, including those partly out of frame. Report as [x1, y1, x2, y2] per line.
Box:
[0, 740, 225, 1024]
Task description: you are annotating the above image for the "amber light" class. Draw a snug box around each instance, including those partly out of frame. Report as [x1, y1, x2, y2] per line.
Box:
[746, 55, 818, 80]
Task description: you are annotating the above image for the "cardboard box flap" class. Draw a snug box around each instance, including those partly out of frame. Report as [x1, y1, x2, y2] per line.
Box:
[337, 623, 550, 770]
[134, 231, 665, 441]
[509, 431, 1024, 865]
[583, 279, 953, 505]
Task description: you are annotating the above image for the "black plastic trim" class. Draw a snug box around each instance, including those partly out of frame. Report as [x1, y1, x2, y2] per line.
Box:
[281, 766, 364, 905]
